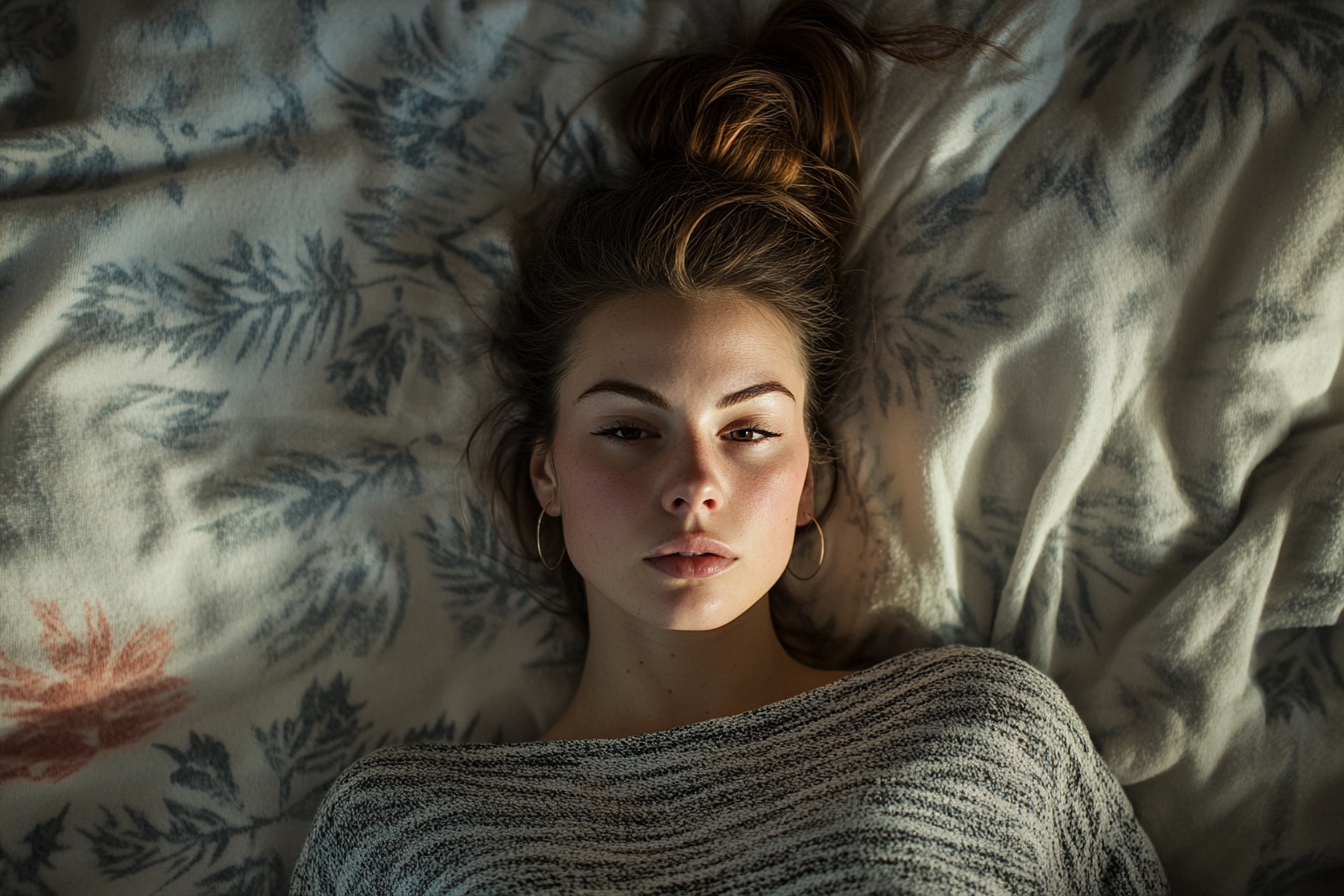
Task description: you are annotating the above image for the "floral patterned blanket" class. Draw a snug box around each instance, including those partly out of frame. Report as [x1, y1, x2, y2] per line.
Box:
[1, 1, 1341, 894]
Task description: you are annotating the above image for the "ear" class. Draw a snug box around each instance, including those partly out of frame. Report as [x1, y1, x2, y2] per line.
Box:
[795, 461, 815, 526]
[530, 442, 561, 515]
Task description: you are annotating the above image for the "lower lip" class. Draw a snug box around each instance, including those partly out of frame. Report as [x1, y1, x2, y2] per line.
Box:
[645, 554, 734, 579]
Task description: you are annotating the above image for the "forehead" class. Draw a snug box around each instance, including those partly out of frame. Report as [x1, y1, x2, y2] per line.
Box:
[563, 293, 807, 398]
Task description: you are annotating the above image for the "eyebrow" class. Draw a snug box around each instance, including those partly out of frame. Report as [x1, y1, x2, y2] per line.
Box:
[575, 379, 796, 410]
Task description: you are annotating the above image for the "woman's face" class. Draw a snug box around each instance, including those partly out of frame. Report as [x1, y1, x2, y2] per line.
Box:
[531, 292, 814, 632]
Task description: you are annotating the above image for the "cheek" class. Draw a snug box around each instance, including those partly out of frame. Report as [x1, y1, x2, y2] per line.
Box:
[737, 449, 811, 548]
[551, 436, 644, 549]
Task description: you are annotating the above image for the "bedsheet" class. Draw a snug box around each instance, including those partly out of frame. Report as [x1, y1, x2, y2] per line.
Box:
[1, 1, 1341, 894]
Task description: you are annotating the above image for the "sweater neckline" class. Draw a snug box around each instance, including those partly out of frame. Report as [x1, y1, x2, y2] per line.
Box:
[501, 650, 919, 748]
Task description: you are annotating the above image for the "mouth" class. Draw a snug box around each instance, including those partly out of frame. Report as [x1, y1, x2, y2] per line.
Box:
[644, 536, 735, 579]
[644, 553, 734, 579]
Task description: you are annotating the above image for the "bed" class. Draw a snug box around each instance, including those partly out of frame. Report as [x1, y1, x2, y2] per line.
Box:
[1, 0, 1340, 893]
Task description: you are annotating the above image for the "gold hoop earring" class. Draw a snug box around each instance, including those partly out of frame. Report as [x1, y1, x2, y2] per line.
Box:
[536, 507, 566, 571]
[787, 515, 825, 581]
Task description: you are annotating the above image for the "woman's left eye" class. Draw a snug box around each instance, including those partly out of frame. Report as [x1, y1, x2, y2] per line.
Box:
[724, 428, 780, 442]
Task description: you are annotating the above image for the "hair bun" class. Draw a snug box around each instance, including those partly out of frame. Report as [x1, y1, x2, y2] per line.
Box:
[624, 0, 988, 239]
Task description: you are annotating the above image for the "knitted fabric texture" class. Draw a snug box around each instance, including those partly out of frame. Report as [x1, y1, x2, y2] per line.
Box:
[291, 646, 1168, 895]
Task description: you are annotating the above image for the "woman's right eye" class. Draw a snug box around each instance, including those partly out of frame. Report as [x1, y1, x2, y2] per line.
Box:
[593, 425, 650, 441]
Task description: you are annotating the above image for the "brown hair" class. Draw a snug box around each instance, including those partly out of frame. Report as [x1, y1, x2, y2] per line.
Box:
[476, 0, 991, 618]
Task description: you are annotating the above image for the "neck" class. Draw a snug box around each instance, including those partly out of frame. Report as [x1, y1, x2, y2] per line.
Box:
[540, 593, 843, 741]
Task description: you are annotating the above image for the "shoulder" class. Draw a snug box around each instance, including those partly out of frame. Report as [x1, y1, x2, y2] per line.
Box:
[853, 644, 1082, 729]
[850, 647, 1168, 891]
[868, 642, 1057, 685]
[289, 744, 487, 896]
[840, 646, 1107, 789]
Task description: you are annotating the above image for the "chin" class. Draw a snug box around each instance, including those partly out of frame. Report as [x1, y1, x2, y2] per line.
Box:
[638, 586, 760, 632]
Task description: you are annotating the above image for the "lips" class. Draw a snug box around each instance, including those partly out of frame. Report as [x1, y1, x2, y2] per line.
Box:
[644, 535, 736, 579]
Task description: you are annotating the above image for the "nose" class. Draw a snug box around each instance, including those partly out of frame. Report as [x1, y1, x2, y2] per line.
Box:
[661, 432, 722, 517]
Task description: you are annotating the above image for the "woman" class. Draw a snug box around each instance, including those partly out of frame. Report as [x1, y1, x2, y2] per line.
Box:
[290, 1, 1169, 892]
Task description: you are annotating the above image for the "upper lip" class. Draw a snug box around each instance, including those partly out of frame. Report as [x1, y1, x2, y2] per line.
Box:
[645, 534, 735, 559]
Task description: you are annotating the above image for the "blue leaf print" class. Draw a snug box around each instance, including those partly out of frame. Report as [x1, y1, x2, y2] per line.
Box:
[81, 800, 230, 888]
[253, 674, 374, 811]
[80, 674, 374, 894]
[955, 449, 1236, 659]
[1170, 462, 1242, 546]
[88, 384, 228, 451]
[103, 71, 203, 201]
[0, 0, 77, 129]
[416, 503, 541, 651]
[199, 442, 421, 665]
[1016, 137, 1118, 230]
[896, 171, 993, 255]
[395, 712, 481, 746]
[504, 24, 612, 65]
[1021, 527, 1126, 658]
[1052, 565, 1104, 652]
[64, 231, 369, 370]
[214, 77, 310, 171]
[860, 267, 1015, 413]
[958, 505, 1014, 593]
[320, 8, 496, 173]
[1075, 2, 1344, 177]
[75, 672, 477, 891]
[515, 88, 618, 188]
[956, 499, 1028, 649]
[2, 70, 202, 201]
[521, 602, 589, 676]
[382, 6, 455, 84]
[1075, 17, 1155, 102]
[1255, 627, 1344, 724]
[1214, 295, 1318, 346]
[0, 128, 118, 199]
[1070, 460, 1231, 581]
[345, 184, 514, 287]
[198, 442, 422, 547]
[154, 733, 243, 812]
[326, 300, 465, 415]
[312, 7, 617, 287]
[132, 0, 212, 49]
[252, 530, 410, 669]
[0, 803, 69, 896]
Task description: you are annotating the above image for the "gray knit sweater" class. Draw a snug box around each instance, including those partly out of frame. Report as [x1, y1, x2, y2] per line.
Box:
[290, 646, 1168, 895]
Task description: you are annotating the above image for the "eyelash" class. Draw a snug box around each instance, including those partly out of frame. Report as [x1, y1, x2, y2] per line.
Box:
[723, 427, 781, 443]
[592, 423, 650, 441]
[592, 423, 782, 443]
